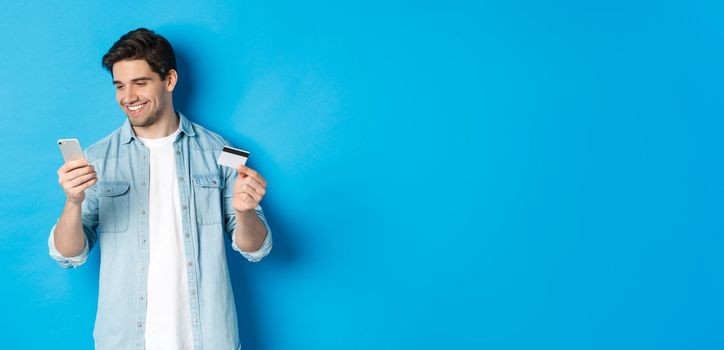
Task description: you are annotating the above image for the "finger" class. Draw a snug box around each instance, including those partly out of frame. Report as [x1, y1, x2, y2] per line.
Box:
[235, 192, 256, 207]
[62, 159, 89, 173]
[67, 177, 97, 198]
[235, 167, 248, 181]
[245, 192, 259, 203]
[61, 164, 93, 179]
[236, 187, 261, 202]
[76, 177, 98, 191]
[234, 175, 245, 192]
[240, 187, 261, 202]
[64, 166, 96, 184]
[66, 171, 98, 190]
[237, 165, 267, 187]
[60, 166, 92, 185]
[239, 176, 266, 196]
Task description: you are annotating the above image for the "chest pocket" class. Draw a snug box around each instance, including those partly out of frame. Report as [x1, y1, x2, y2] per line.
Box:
[192, 174, 223, 225]
[97, 181, 131, 233]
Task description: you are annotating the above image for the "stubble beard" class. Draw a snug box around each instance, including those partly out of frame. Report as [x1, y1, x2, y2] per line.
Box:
[128, 103, 163, 128]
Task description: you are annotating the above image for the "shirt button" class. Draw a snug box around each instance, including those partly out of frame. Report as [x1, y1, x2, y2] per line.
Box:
[185, 234, 190, 238]
[176, 151, 181, 155]
[139, 296, 144, 301]
[141, 210, 146, 215]
[142, 182, 146, 186]
[138, 322, 143, 328]
[182, 204, 188, 210]
[142, 239, 146, 243]
[187, 261, 193, 267]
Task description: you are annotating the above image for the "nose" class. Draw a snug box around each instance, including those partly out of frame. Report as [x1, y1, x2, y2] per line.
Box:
[122, 86, 138, 104]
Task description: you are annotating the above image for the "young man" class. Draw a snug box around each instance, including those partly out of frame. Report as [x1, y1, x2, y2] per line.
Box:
[48, 28, 272, 349]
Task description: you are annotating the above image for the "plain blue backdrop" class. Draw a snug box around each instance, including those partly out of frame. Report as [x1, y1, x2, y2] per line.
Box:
[1, 0, 722, 349]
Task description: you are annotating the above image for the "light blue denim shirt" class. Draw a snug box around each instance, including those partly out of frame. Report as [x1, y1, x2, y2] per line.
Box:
[48, 112, 272, 350]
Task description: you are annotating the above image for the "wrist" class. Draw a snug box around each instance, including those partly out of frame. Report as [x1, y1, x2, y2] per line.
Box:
[64, 199, 83, 209]
[234, 208, 256, 217]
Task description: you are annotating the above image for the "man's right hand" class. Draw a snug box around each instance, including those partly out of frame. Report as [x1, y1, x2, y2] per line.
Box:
[58, 159, 97, 204]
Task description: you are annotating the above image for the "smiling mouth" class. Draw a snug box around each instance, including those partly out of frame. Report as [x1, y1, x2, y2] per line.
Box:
[127, 102, 148, 114]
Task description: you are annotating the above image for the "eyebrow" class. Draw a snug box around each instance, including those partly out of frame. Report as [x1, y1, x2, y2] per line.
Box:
[113, 77, 153, 85]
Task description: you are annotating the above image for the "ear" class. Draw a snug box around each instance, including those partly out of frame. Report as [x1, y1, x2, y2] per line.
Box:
[164, 69, 178, 92]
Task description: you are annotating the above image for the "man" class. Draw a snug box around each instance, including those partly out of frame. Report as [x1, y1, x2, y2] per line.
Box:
[48, 28, 272, 349]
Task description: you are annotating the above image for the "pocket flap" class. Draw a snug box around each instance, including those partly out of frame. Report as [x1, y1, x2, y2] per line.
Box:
[97, 181, 131, 196]
[193, 174, 222, 188]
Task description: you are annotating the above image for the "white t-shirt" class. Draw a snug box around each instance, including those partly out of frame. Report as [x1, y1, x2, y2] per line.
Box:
[139, 128, 193, 349]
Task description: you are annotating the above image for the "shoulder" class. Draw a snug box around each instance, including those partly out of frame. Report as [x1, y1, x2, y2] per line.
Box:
[83, 125, 126, 162]
[189, 121, 229, 151]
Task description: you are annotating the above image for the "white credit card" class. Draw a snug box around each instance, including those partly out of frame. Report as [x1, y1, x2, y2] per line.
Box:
[217, 146, 250, 169]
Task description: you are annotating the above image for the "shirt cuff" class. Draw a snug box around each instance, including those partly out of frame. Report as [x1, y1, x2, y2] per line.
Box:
[231, 213, 273, 263]
[48, 222, 89, 269]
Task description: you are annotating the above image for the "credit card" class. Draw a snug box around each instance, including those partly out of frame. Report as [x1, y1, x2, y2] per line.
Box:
[217, 146, 250, 169]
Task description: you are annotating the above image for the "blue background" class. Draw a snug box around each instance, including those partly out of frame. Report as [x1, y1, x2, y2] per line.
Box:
[1, 1, 722, 349]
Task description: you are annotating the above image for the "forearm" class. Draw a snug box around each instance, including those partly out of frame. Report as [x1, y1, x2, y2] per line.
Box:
[53, 201, 87, 257]
[233, 209, 268, 252]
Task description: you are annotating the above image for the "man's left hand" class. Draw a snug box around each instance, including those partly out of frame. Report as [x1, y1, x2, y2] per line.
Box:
[233, 165, 267, 212]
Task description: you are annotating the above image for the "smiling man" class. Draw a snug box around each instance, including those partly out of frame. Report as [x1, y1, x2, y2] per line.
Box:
[48, 28, 272, 349]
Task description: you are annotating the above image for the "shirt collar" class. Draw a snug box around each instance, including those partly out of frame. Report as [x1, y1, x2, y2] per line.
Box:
[121, 110, 196, 144]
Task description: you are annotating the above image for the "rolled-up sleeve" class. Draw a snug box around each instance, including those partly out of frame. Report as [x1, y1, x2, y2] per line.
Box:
[48, 222, 90, 269]
[230, 206, 273, 262]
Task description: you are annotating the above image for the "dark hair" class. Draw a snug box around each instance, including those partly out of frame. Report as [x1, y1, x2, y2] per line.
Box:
[101, 28, 176, 79]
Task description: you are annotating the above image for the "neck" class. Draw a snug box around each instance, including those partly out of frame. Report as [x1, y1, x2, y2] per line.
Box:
[133, 105, 180, 139]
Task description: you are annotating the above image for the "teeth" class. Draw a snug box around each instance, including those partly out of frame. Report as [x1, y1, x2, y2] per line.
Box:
[128, 103, 145, 111]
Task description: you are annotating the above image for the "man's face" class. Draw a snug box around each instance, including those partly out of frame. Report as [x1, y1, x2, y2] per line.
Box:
[112, 59, 175, 128]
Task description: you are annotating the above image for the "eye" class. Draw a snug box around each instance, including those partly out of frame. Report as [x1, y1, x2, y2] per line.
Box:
[136, 82, 147, 87]
[115, 85, 123, 90]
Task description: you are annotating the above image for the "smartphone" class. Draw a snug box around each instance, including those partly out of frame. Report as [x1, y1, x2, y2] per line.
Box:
[57, 138, 84, 163]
